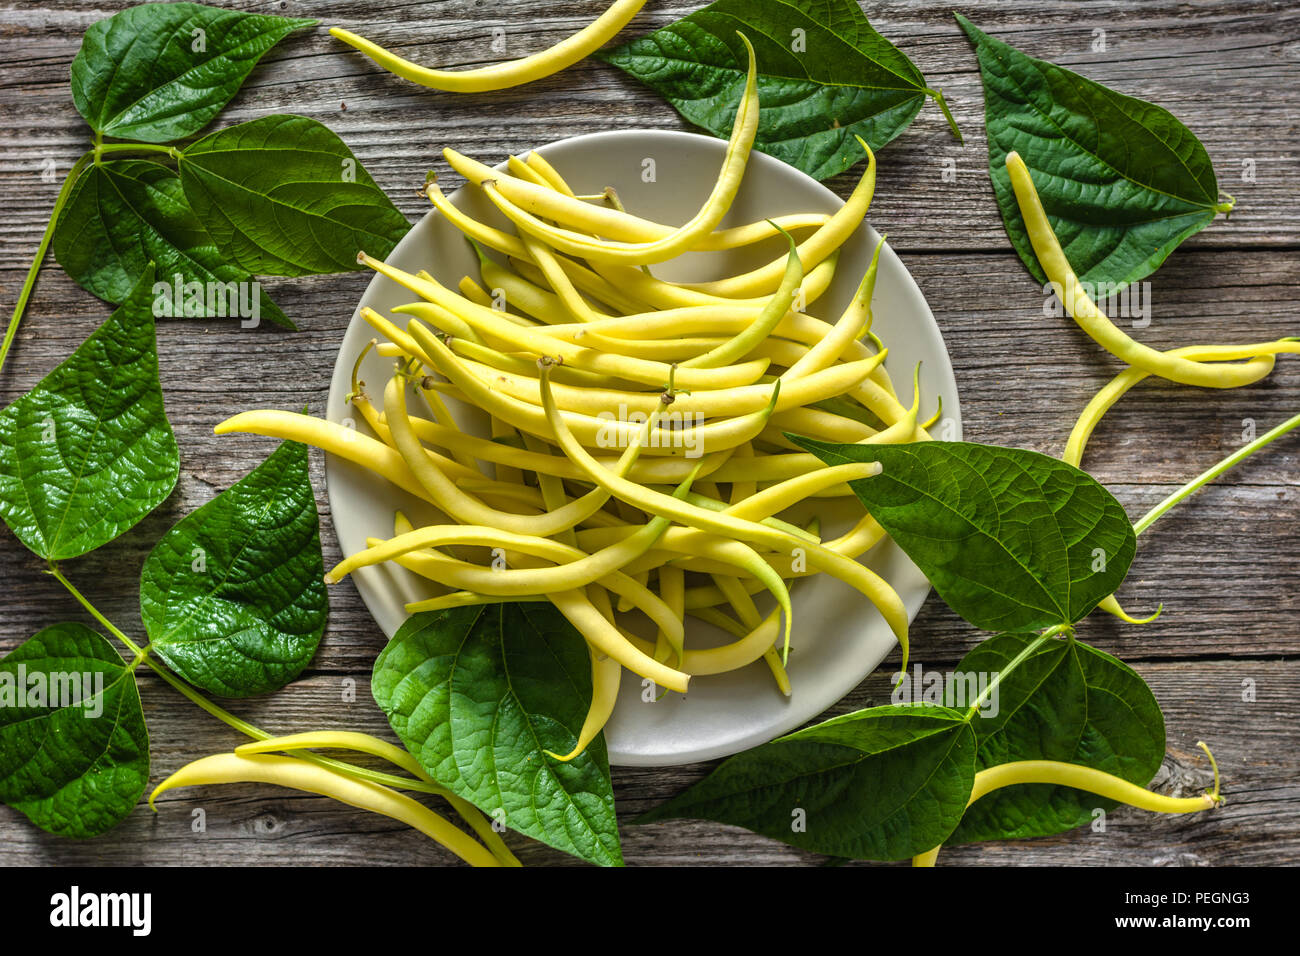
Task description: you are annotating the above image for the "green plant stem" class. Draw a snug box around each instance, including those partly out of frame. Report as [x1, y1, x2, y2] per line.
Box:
[1135, 409, 1300, 536]
[963, 623, 1072, 721]
[47, 565, 451, 799]
[927, 88, 963, 144]
[0, 150, 95, 376]
[48, 564, 146, 655]
[94, 142, 182, 162]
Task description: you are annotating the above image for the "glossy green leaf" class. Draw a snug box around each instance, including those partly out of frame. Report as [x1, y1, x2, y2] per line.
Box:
[141, 438, 327, 697]
[638, 704, 976, 860]
[956, 14, 1231, 290]
[53, 160, 293, 330]
[71, 2, 315, 143]
[0, 622, 149, 838]
[597, 0, 953, 180]
[947, 631, 1165, 844]
[372, 605, 622, 867]
[0, 268, 178, 561]
[177, 115, 411, 276]
[792, 438, 1136, 632]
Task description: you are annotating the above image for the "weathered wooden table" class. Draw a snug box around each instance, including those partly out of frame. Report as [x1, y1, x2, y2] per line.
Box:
[2, 0, 1297, 866]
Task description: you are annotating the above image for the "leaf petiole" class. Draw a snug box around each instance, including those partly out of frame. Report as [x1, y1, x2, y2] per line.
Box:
[0, 150, 95, 376]
[93, 142, 183, 164]
[47, 563, 146, 656]
[962, 623, 1072, 721]
[925, 88, 963, 144]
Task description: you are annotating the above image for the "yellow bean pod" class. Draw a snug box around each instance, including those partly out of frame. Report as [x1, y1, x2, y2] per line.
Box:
[329, 0, 648, 93]
[151, 752, 501, 867]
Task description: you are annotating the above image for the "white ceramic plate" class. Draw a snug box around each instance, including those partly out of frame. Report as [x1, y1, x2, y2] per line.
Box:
[325, 129, 961, 766]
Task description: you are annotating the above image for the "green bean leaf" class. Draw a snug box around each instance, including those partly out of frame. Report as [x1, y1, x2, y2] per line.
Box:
[957, 14, 1231, 290]
[0, 623, 149, 838]
[177, 115, 411, 277]
[791, 438, 1136, 632]
[140, 438, 327, 697]
[53, 160, 294, 330]
[947, 631, 1165, 843]
[372, 605, 622, 867]
[71, 2, 315, 143]
[0, 267, 178, 561]
[597, 0, 956, 180]
[637, 704, 976, 860]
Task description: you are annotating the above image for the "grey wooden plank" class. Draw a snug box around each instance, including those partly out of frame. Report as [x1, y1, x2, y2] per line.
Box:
[1, 0, 1298, 866]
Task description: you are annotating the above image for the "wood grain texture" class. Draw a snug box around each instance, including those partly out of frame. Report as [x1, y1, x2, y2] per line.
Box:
[1, 0, 1298, 867]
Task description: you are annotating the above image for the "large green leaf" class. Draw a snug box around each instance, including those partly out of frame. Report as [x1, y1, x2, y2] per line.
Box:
[793, 439, 1136, 633]
[0, 622, 149, 837]
[372, 605, 622, 867]
[948, 631, 1165, 844]
[140, 439, 326, 697]
[177, 115, 411, 276]
[0, 267, 178, 561]
[71, 2, 315, 143]
[597, 0, 953, 180]
[637, 705, 976, 860]
[956, 14, 1231, 290]
[53, 160, 293, 330]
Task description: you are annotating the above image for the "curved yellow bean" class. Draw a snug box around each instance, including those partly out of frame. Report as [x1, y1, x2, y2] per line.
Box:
[329, 0, 647, 93]
[215, 409, 437, 503]
[1064, 340, 1300, 467]
[688, 608, 788, 690]
[695, 214, 832, 251]
[913, 746, 1222, 866]
[545, 646, 622, 762]
[524, 149, 578, 196]
[674, 610, 783, 676]
[589, 251, 840, 314]
[710, 573, 791, 694]
[784, 236, 884, 379]
[1006, 151, 1270, 389]
[465, 35, 759, 265]
[445, 336, 629, 390]
[725, 462, 881, 518]
[683, 492, 819, 541]
[518, 231, 608, 323]
[232, 730, 520, 867]
[457, 273, 495, 310]
[655, 564, 686, 665]
[676, 138, 875, 297]
[151, 752, 500, 867]
[549, 587, 690, 693]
